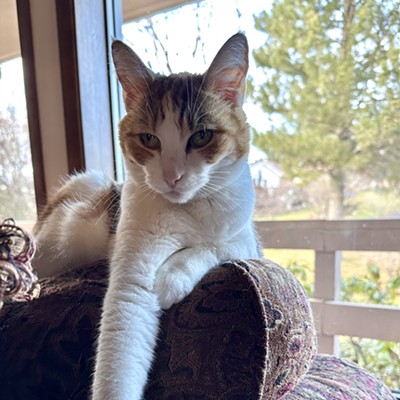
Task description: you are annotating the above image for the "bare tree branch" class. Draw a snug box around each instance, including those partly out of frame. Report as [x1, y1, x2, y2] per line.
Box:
[144, 18, 173, 74]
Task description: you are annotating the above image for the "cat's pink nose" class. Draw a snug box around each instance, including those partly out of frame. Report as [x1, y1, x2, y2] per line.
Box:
[164, 173, 183, 188]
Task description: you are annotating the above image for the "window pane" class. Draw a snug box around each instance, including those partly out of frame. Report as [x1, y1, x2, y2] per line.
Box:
[120, 0, 400, 388]
[122, 0, 400, 222]
[0, 1, 36, 224]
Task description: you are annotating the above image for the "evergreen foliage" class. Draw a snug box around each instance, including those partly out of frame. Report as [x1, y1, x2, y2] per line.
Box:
[252, 0, 400, 218]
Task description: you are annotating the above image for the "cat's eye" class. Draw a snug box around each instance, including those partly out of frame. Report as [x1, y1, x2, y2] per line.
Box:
[188, 130, 213, 149]
[139, 133, 161, 150]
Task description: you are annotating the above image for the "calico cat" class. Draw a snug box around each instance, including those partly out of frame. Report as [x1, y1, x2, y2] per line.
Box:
[32, 33, 260, 400]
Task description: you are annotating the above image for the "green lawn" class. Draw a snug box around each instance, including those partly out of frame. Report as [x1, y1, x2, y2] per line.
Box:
[263, 248, 400, 305]
[254, 189, 400, 221]
[346, 190, 400, 219]
[254, 208, 315, 221]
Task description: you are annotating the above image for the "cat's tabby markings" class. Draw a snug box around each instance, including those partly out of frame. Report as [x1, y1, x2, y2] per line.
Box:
[33, 33, 260, 400]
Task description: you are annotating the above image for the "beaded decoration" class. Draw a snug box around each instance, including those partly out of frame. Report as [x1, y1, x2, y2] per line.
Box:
[0, 218, 40, 310]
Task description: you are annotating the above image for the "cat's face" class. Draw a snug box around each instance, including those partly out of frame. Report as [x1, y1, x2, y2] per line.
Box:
[113, 34, 250, 204]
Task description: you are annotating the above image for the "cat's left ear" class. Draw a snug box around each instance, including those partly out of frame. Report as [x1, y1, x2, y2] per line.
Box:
[204, 33, 249, 107]
[112, 40, 154, 110]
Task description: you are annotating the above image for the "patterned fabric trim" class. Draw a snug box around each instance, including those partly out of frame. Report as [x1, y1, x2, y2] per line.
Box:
[285, 354, 396, 400]
[226, 259, 317, 399]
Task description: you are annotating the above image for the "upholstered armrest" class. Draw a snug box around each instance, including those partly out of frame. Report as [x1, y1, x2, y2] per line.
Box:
[0, 258, 316, 399]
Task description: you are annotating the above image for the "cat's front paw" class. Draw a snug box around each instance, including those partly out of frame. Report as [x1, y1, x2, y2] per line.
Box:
[154, 246, 217, 309]
[154, 259, 197, 309]
[154, 265, 195, 310]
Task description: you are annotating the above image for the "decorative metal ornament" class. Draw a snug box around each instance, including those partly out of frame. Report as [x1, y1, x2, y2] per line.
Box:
[0, 218, 40, 309]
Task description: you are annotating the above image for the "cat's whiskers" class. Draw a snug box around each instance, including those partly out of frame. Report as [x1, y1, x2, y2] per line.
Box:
[205, 174, 242, 208]
[192, 73, 208, 117]
[196, 181, 238, 211]
[190, 76, 195, 121]
[93, 187, 121, 227]
[145, 100, 156, 122]
[208, 170, 231, 184]
[192, 83, 226, 126]
[141, 83, 156, 122]
[124, 75, 156, 122]
[192, 94, 211, 125]
[192, 110, 210, 126]
[136, 71, 157, 122]
[196, 187, 227, 210]
[90, 189, 111, 210]
[125, 76, 146, 99]
[185, 76, 192, 122]
[133, 99, 155, 124]
[214, 191, 240, 210]
[135, 182, 159, 204]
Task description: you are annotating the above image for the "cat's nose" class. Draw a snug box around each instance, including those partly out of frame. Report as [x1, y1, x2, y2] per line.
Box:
[164, 172, 183, 188]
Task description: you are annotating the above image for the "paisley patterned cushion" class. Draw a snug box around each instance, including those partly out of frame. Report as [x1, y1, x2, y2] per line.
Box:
[0, 259, 394, 399]
[288, 355, 395, 400]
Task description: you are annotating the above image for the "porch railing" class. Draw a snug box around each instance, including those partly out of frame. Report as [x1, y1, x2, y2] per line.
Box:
[255, 219, 400, 354]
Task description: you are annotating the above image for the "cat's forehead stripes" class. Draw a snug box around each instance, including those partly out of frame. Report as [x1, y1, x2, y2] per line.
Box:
[156, 98, 187, 149]
[146, 74, 205, 132]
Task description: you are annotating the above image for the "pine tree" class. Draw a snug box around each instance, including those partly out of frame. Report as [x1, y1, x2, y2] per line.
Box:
[252, 0, 400, 218]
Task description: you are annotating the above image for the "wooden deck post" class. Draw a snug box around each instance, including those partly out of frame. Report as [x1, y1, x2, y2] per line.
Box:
[313, 250, 341, 355]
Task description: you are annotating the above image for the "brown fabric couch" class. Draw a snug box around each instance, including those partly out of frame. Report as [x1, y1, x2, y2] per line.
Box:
[0, 259, 395, 399]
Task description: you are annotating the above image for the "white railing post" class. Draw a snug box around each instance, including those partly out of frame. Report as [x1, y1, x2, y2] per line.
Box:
[313, 250, 342, 355]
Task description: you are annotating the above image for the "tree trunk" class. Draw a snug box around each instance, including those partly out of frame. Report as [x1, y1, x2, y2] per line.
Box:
[324, 1, 355, 220]
[327, 170, 345, 219]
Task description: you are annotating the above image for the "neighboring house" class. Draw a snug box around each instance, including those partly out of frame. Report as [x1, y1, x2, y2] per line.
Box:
[249, 146, 283, 189]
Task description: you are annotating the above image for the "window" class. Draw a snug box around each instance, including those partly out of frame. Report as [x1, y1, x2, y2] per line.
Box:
[6, 0, 399, 389]
[0, 0, 36, 224]
[121, 0, 400, 222]
[118, 0, 400, 385]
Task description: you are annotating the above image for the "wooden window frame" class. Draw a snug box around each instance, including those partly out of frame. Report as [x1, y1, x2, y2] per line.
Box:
[16, 0, 47, 209]
[16, 0, 121, 211]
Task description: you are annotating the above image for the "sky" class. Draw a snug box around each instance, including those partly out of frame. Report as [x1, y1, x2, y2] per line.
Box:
[0, 57, 27, 119]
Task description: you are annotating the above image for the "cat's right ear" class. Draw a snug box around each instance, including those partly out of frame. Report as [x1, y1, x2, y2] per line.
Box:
[204, 33, 249, 107]
[112, 41, 154, 110]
